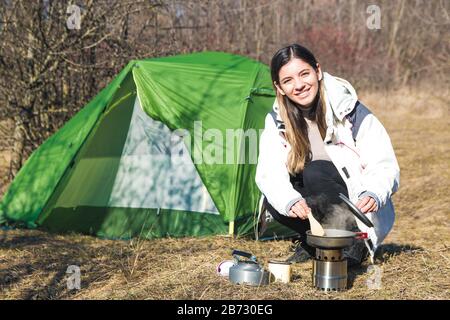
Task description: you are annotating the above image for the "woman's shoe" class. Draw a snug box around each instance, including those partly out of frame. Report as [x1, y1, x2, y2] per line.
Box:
[286, 241, 315, 263]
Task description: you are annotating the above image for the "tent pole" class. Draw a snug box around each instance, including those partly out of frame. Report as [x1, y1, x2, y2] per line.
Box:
[228, 220, 234, 237]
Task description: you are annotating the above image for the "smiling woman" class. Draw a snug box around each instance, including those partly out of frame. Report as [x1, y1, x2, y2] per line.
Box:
[270, 46, 328, 174]
[255, 44, 400, 266]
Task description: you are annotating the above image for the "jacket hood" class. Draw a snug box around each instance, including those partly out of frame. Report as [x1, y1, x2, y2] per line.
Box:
[272, 72, 358, 122]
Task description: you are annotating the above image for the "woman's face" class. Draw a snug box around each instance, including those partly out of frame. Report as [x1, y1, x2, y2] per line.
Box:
[275, 58, 322, 108]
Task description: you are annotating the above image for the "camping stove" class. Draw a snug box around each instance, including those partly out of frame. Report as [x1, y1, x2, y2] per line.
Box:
[312, 248, 348, 291]
[306, 194, 375, 292]
[306, 229, 360, 292]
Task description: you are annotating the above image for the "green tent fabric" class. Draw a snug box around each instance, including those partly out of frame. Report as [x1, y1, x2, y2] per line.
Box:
[0, 51, 295, 240]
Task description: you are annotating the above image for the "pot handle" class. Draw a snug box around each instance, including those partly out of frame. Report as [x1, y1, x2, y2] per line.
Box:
[355, 232, 368, 240]
[231, 249, 257, 262]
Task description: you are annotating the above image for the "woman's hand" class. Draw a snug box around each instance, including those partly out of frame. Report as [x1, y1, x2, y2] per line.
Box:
[356, 196, 378, 213]
[288, 199, 311, 220]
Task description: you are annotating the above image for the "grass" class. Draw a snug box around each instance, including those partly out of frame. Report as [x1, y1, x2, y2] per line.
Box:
[0, 87, 449, 300]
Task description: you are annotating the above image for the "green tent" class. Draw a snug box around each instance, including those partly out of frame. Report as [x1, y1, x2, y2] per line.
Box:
[0, 51, 295, 240]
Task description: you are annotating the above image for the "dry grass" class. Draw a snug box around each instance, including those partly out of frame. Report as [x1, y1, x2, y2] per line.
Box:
[0, 88, 449, 300]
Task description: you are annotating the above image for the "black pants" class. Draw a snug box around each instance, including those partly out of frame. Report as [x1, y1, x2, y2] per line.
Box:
[263, 160, 350, 254]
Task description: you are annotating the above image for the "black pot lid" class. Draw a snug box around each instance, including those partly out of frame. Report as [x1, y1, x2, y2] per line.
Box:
[338, 193, 374, 228]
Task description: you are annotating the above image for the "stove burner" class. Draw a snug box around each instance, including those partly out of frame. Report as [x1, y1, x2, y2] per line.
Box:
[313, 248, 347, 291]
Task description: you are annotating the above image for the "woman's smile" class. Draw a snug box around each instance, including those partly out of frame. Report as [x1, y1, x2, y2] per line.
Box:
[295, 87, 311, 98]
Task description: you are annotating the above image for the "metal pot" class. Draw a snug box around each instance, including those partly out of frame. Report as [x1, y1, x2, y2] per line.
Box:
[306, 194, 374, 249]
[306, 229, 357, 249]
[306, 228, 368, 249]
[228, 250, 271, 286]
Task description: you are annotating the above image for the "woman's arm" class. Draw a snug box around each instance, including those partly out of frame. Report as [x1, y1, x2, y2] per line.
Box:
[354, 108, 400, 209]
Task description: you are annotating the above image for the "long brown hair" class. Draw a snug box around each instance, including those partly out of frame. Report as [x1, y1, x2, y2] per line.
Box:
[271, 44, 327, 174]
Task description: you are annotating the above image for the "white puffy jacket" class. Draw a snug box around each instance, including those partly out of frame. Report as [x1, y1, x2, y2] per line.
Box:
[255, 72, 400, 255]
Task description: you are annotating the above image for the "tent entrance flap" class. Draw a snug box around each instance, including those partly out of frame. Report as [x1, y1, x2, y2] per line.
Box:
[108, 97, 219, 214]
[36, 73, 137, 224]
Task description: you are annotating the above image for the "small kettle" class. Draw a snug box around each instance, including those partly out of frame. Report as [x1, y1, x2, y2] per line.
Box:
[228, 250, 271, 286]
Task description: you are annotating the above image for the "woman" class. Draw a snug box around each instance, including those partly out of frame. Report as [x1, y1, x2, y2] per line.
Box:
[255, 44, 400, 265]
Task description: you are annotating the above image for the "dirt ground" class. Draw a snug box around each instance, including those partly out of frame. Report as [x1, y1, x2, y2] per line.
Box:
[0, 87, 449, 300]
